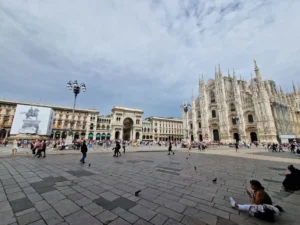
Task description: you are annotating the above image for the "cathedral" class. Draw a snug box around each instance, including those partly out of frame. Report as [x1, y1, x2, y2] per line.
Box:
[183, 60, 300, 144]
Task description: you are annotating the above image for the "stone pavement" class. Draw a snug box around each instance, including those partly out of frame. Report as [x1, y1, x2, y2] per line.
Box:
[0, 151, 300, 225]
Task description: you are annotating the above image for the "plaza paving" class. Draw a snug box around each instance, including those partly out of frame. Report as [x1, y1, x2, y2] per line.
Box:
[0, 149, 300, 225]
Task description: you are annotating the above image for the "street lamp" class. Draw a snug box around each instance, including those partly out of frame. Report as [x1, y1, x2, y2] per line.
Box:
[232, 116, 240, 143]
[181, 103, 191, 141]
[67, 80, 87, 136]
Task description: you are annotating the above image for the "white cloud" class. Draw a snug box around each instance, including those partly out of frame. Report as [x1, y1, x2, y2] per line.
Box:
[0, 0, 299, 116]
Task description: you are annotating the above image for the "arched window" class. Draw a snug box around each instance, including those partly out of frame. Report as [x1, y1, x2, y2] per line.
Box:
[147, 128, 150, 132]
[107, 125, 110, 130]
[248, 114, 254, 123]
[232, 117, 237, 125]
[136, 119, 140, 124]
[212, 110, 216, 118]
[198, 111, 201, 118]
[90, 123, 94, 130]
[198, 122, 201, 128]
[190, 123, 193, 129]
[230, 103, 235, 111]
[102, 125, 105, 129]
[210, 91, 215, 103]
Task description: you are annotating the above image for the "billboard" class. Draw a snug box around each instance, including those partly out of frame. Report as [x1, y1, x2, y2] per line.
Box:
[10, 105, 55, 135]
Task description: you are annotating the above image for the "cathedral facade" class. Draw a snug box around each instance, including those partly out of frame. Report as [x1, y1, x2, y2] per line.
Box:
[184, 60, 300, 144]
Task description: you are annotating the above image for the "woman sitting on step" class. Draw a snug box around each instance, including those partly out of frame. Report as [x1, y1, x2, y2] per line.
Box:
[229, 180, 282, 222]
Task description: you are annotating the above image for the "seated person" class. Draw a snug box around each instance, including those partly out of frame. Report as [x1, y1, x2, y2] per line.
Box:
[230, 180, 282, 222]
[283, 165, 300, 191]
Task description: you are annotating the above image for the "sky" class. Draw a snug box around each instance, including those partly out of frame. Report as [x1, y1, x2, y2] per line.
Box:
[1, 0, 300, 118]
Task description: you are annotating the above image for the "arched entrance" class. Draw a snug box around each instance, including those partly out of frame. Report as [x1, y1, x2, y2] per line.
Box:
[136, 132, 140, 140]
[101, 133, 106, 140]
[62, 131, 67, 139]
[0, 129, 6, 139]
[88, 133, 94, 140]
[80, 132, 85, 139]
[250, 132, 258, 142]
[74, 132, 79, 140]
[234, 133, 239, 142]
[107, 133, 111, 140]
[50, 131, 54, 139]
[96, 133, 101, 140]
[123, 118, 133, 140]
[191, 135, 194, 142]
[115, 131, 120, 140]
[199, 134, 203, 141]
[213, 129, 219, 141]
[55, 131, 61, 139]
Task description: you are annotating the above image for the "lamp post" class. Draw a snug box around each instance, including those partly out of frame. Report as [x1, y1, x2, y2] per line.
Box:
[181, 103, 191, 142]
[67, 80, 87, 137]
[232, 116, 240, 143]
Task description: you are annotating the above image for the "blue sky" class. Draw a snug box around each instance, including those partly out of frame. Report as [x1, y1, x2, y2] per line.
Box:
[0, 0, 299, 117]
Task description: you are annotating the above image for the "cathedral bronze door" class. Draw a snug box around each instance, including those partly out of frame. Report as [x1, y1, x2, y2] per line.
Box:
[213, 129, 219, 141]
[234, 133, 239, 142]
[250, 132, 258, 142]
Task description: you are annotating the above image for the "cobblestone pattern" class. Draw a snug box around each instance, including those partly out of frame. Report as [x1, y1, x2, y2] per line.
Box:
[0, 151, 300, 225]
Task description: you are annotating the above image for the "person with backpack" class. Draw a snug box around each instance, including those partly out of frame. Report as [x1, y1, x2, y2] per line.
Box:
[167, 141, 175, 155]
[80, 140, 88, 163]
[229, 180, 282, 222]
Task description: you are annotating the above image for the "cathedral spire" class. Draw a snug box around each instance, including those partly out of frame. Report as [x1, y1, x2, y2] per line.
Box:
[192, 88, 194, 100]
[233, 69, 237, 79]
[215, 66, 218, 80]
[228, 69, 231, 78]
[218, 64, 223, 78]
[254, 59, 263, 81]
[292, 80, 297, 94]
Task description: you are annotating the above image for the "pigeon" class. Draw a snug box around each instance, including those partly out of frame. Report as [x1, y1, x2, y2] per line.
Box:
[135, 190, 141, 196]
[212, 178, 217, 182]
[189, 154, 190, 156]
[186, 157, 188, 160]
[89, 163, 91, 167]
[194, 166, 197, 170]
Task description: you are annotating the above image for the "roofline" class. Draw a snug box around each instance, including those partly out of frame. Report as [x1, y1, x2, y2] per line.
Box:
[112, 106, 143, 113]
[0, 99, 99, 113]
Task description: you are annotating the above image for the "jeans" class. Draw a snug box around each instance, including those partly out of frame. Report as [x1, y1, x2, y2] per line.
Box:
[238, 204, 251, 211]
[80, 152, 87, 163]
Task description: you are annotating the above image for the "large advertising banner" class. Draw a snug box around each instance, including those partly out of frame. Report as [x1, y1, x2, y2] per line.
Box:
[10, 105, 55, 135]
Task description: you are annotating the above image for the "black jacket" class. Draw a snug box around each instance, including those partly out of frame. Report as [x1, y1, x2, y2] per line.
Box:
[81, 144, 88, 153]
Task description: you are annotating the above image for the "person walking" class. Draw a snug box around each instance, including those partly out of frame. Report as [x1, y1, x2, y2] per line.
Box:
[278, 144, 284, 152]
[30, 140, 35, 155]
[167, 141, 175, 155]
[122, 140, 126, 154]
[235, 142, 239, 153]
[41, 139, 46, 158]
[114, 141, 121, 157]
[34, 140, 43, 158]
[80, 140, 88, 163]
[12, 139, 18, 155]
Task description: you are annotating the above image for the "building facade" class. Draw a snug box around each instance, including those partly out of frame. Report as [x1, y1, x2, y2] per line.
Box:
[145, 116, 184, 141]
[0, 99, 99, 140]
[184, 60, 300, 144]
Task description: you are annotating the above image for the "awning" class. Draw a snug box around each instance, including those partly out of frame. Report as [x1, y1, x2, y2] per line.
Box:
[55, 131, 60, 135]
[102, 133, 106, 137]
[88, 133, 93, 138]
[107, 133, 111, 137]
[96, 133, 101, 138]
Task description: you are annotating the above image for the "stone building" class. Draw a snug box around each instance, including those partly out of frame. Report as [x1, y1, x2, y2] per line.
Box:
[145, 116, 184, 141]
[0, 99, 99, 140]
[184, 60, 300, 144]
[0, 100, 184, 142]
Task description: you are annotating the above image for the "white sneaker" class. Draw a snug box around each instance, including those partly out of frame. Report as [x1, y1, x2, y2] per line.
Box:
[230, 197, 236, 207]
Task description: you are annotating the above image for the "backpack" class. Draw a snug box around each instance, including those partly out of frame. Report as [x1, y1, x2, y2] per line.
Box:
[254, 206, 275, 222]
